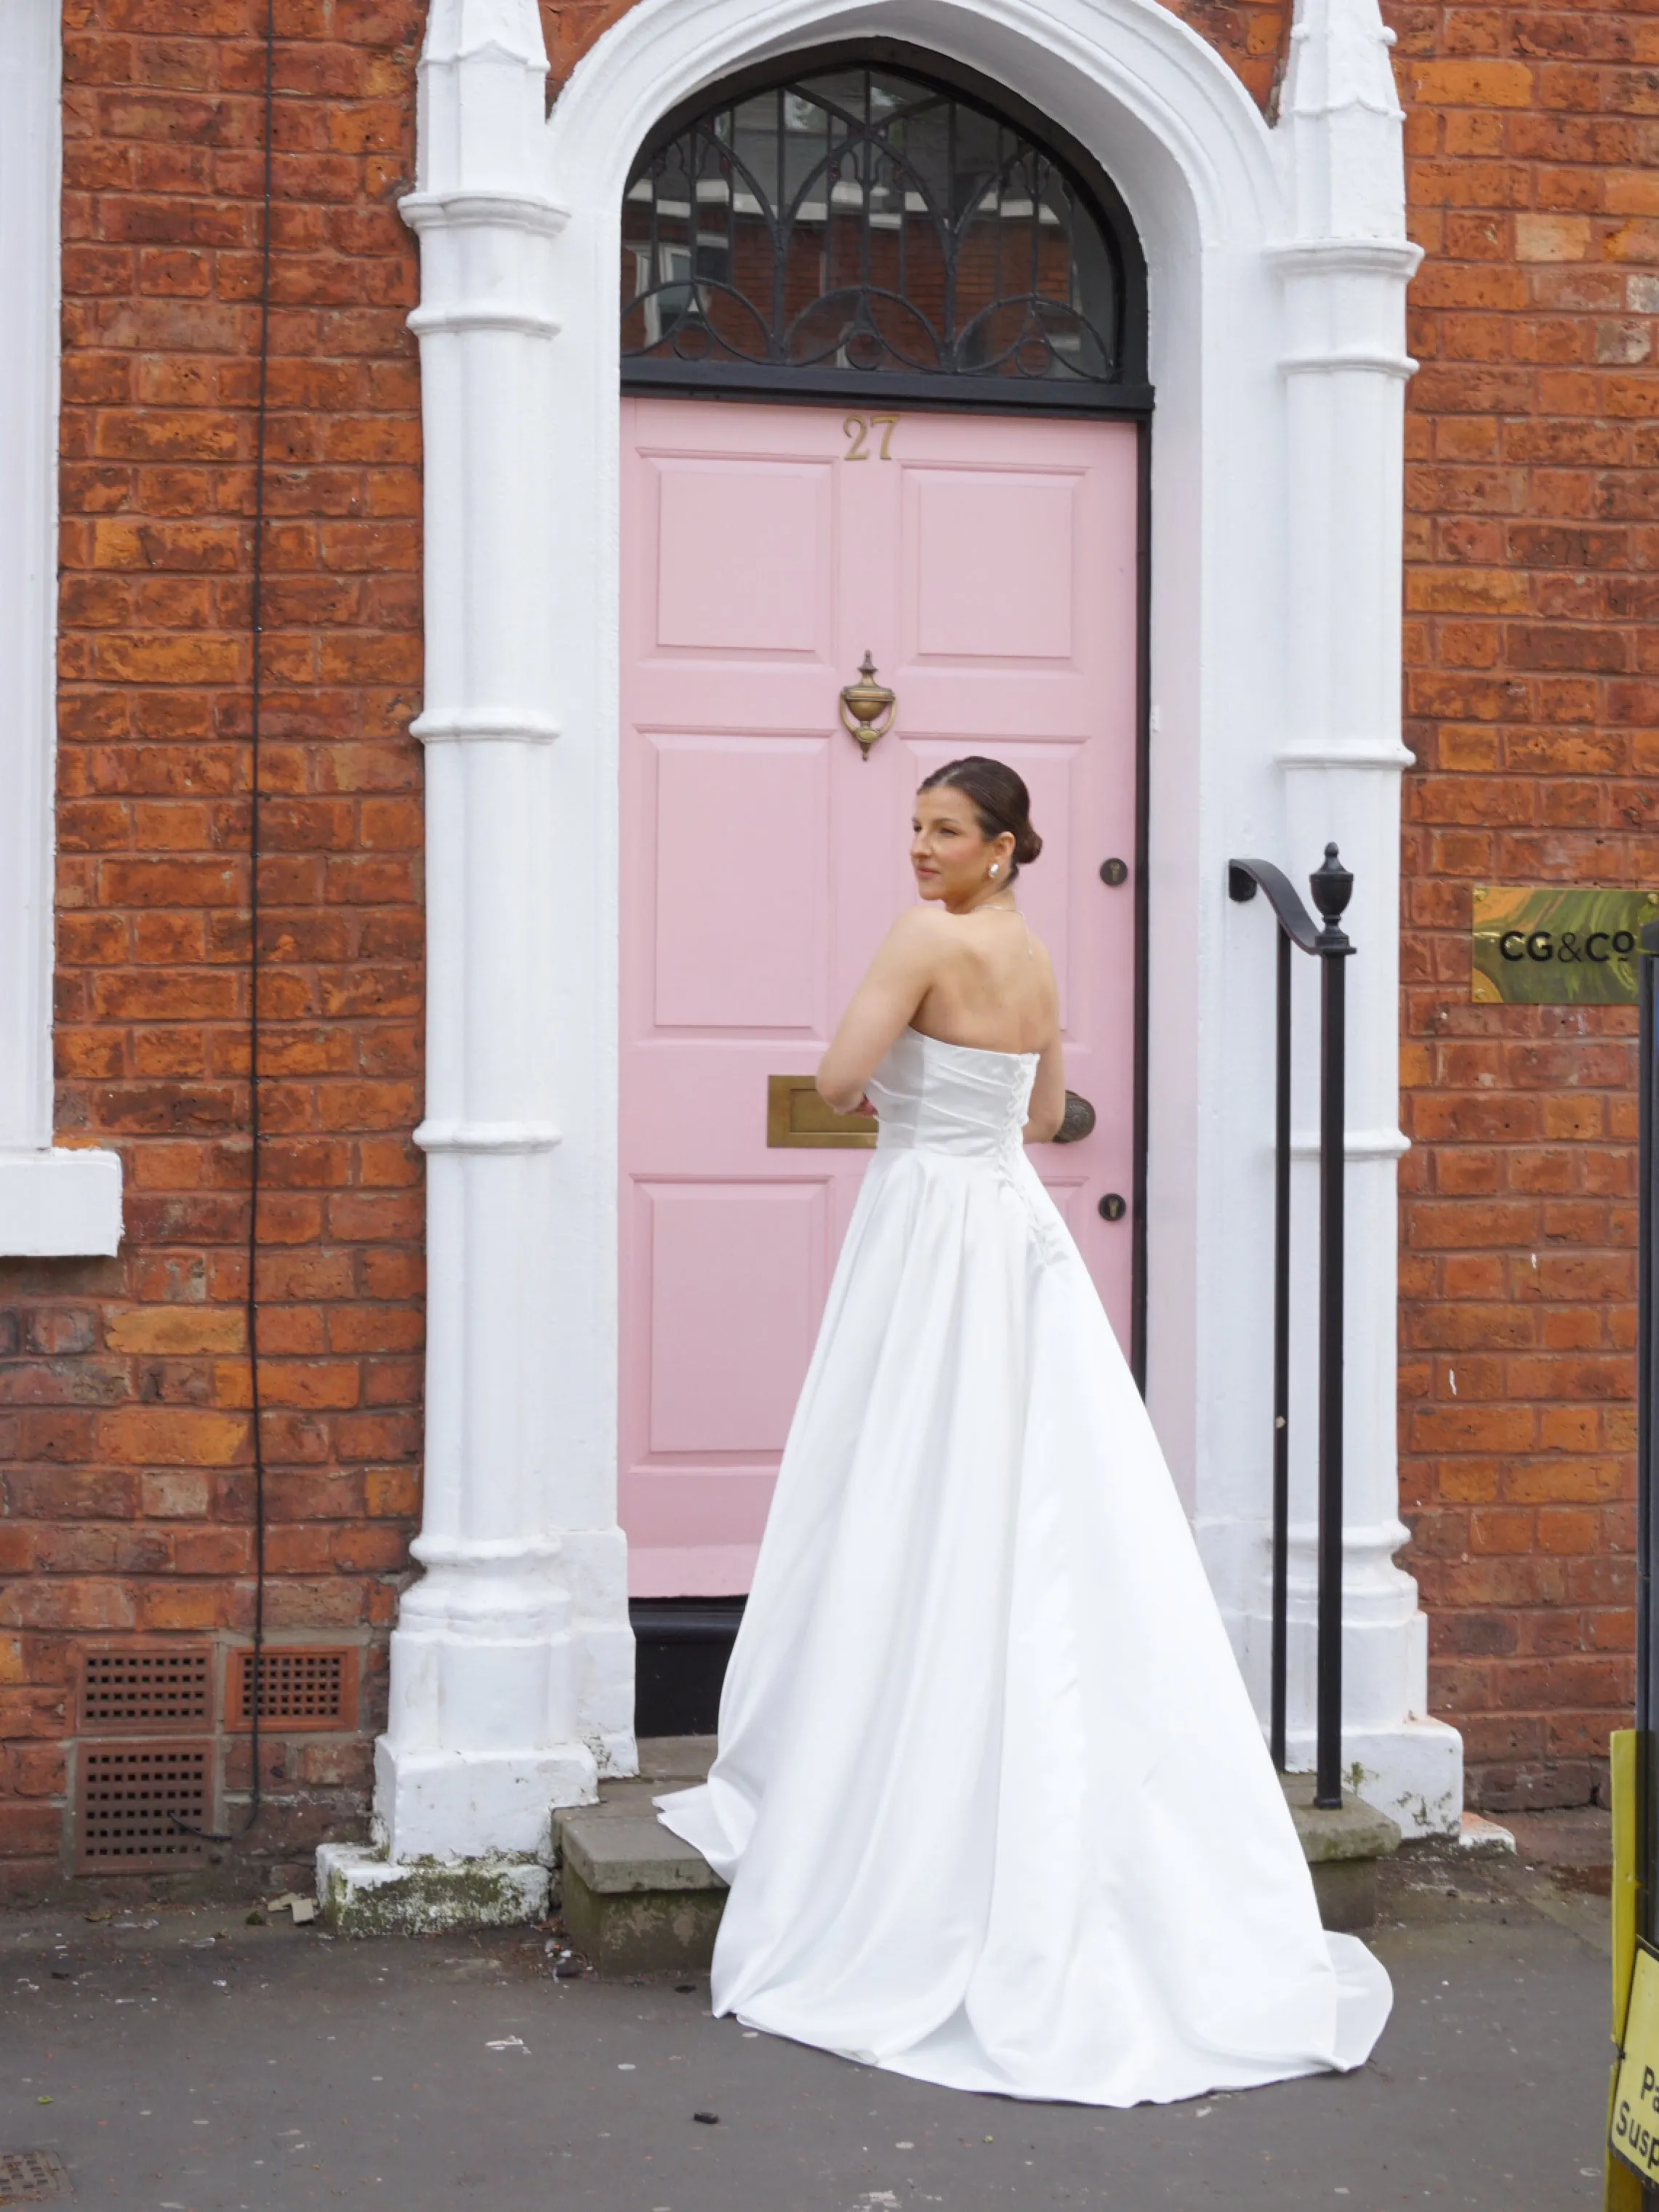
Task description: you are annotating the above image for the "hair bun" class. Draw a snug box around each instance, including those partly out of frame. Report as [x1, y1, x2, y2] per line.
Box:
[1016, 825, 1043, 866]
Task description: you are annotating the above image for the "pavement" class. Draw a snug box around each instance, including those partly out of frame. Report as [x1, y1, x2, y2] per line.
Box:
[0, 1815, 1615, 2211]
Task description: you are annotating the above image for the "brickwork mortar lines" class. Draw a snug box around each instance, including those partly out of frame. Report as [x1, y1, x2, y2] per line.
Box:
[0, 0, 427, 1894]
[1389, 0, 1659, 1809]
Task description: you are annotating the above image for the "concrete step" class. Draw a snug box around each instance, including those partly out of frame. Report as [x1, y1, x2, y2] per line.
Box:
[553, 1740, 1402, 1976]
[554, 1737, 724, 1975]
[1279, 1771, 1402, 1932]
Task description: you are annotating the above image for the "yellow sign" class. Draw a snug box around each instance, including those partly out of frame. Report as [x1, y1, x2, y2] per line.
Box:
[1611, 1941, 1659, 2181]
[1472, 886, 1659, 1006]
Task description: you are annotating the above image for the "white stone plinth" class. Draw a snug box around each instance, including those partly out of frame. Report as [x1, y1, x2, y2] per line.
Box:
[316, 1841, 550, 1937]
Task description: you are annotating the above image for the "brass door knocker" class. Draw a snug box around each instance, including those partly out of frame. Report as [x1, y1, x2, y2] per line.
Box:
[839, 651, 896, 761]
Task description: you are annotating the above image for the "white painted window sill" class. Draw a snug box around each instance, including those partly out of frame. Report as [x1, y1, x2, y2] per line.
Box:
[0, 1147, 123, 1256]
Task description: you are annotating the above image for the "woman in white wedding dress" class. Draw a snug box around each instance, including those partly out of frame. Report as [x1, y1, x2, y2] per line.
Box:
[656, 757, 1392, 2106]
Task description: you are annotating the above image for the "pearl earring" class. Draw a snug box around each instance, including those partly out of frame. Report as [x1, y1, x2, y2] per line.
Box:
[989, 864, 999, 877]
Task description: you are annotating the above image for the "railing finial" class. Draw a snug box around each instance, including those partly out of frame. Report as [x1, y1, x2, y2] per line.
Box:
[1310, 840, 1354, 941]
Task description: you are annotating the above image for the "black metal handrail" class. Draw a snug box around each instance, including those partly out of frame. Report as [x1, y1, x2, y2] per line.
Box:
[1229, 843, 1355, 1809]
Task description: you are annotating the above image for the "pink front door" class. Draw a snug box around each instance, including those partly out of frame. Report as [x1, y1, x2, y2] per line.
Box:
[620, 397, 1141, 1596]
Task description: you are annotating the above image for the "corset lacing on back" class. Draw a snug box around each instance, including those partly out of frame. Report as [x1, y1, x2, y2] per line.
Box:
[866, 1027, 1037, 1162]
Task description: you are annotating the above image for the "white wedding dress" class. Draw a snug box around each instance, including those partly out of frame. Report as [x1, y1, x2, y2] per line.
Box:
[656, 1025, 1392, 2105]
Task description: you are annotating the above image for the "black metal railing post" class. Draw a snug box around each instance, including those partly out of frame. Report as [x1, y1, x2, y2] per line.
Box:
[1228, 844, 1354, 1801]
[1311, 843, 1354, 1808]
[1272, 924, 1292, 1770]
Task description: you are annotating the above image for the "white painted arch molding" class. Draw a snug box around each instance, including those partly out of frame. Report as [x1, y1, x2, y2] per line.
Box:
[374, 0, 1461, 1889]
[550, 0, 1282, 241]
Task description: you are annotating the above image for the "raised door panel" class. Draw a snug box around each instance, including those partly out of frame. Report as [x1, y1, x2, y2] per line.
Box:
[650, 736, 829, 1034]
[626, 409, 840, 736]
[653, 459, 832, 659]
[911, 472, 1079, 665]
[644, 1181, 827, 1455]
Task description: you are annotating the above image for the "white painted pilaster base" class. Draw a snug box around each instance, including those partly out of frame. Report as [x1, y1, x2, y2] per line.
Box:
[1231, 1521, 1464, 1837]
[1281, 1721, 1463, 1841]
[564, 1526, 642, 1781]
[377, 1542, 619, 1861]
[374, 1738, 595, 1865]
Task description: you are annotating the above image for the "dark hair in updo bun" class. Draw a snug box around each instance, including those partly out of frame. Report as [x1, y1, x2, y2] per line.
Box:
[917, 757, 1043, 882]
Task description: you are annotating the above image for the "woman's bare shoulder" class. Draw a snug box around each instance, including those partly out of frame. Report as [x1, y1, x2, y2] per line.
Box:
[881, 902, 956, 953]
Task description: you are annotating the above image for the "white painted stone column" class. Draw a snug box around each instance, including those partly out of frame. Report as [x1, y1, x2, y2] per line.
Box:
[1264, 0, 1462, 1830]
[327, 0, 635, 1911]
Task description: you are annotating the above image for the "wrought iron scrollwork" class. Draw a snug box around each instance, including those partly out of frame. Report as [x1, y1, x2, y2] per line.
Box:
[622, 60, 1133, 403]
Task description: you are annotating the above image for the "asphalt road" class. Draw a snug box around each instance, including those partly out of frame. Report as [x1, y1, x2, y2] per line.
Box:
[0, 1836, 1612, 2211]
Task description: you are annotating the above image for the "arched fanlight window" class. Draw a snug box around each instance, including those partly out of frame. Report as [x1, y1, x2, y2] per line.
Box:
[621, 48, 1149, 412]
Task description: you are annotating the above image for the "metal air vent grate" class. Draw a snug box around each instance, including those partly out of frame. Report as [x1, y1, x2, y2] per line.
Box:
[0, 2149, 73, 2204]
[79, 1644, 212, 1734]
[227, 1646, 356, 1732]
[76, 1742, 212, 1872]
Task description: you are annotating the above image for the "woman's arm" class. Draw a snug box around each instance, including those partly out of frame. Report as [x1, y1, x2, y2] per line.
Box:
[1022, 1034, 1066, 1143]
[816, 911, 940, 1113]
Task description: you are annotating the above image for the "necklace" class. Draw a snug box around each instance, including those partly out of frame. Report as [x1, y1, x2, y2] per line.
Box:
[955, 896, 1034, 957]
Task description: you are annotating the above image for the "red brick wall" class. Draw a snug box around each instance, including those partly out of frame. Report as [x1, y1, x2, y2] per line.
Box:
[4, 0, 1652, 1899]
[0, 0, 426, 1898]
[1390, 3, 1658, 1812]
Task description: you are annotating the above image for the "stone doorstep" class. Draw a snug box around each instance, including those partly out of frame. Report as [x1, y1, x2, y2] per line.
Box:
[554, 1748, 1402, 1974]
[1278, 1772, 1402, 1936]
[556, 1799, 725, 1898]
[553, 1736, 726, 1976]
[320, 1740, 1402, 1953]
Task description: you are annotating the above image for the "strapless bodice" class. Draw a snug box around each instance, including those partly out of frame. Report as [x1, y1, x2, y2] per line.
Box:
[865, 1026, 1037, 1159]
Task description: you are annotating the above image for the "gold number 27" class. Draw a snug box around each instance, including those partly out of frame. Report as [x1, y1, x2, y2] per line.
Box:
[843, 412, 899, 462]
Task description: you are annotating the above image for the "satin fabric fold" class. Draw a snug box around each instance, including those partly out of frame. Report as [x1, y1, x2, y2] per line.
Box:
[658, 1026, 1391, 2105]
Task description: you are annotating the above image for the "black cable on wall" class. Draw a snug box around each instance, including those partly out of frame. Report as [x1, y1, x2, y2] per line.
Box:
[177, 0, 273, 1845]
[238, 0, 276, 1846]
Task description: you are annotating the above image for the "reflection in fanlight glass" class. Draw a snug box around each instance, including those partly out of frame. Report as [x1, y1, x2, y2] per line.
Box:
[621, 64, 1123, 388]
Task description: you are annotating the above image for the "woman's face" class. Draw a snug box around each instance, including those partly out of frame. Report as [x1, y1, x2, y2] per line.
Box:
[910, 786, 1013, 905]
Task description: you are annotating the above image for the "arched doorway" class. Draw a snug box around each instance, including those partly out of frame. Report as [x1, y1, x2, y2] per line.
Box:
[354, 0, 1449, 1915]
[616, 49, 1152, 1705]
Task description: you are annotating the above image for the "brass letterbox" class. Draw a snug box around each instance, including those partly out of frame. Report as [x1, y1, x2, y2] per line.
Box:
[766, 1074, 877, 1149]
